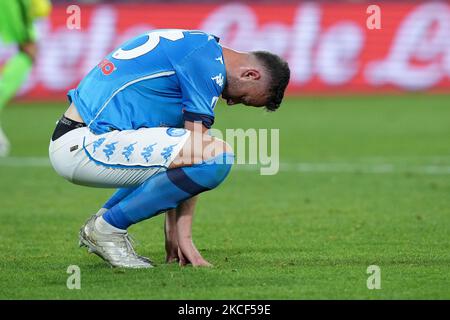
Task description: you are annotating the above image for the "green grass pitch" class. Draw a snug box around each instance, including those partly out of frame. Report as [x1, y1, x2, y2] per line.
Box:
[0, 94, 449, 299]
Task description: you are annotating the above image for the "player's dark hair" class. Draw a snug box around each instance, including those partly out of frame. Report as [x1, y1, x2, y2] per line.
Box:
[252, 51, 290, 111]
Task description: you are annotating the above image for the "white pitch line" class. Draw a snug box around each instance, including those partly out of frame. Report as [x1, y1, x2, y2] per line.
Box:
[0, 157, 51, 167]
[281, 162, 450, 175]
[1, 157, 450, 175]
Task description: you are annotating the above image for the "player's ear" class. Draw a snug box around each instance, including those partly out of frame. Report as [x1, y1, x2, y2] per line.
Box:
[241, 68, 261, 80]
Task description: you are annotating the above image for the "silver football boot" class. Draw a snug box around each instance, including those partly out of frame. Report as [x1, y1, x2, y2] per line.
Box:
[79, 214, 153, 269]
[90, 210, 154, 264]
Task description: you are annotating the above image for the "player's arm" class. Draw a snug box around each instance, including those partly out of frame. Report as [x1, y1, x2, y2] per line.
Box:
[164, 121, 209, 264]
[165, 196, 210, 266]
[173, 121, 213, 267]
[165, 38, 222, 266]
[175, 196, 211, 267]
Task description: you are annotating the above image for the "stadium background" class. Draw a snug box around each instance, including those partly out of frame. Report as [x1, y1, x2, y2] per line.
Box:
[0, 0, 449, 300]
[2, 0, 450, 98]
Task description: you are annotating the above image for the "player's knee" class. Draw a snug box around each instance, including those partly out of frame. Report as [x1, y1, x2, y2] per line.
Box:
[202, 139, 234, 188]
[167, 150, 234, 198]
[194, 152, 234, 190]
[205, 138, 233, 160]
[174, 134, 233, 167]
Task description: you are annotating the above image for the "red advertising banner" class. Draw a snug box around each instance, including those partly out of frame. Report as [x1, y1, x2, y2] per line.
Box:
[1, 2, 450, 99]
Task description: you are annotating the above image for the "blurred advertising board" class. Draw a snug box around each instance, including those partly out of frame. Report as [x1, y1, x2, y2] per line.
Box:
[1, 1, 449, 99]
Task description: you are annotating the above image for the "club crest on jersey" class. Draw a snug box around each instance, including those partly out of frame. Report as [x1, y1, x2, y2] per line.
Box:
[166, 128, 186, 137]
[98, 59, 116, 75]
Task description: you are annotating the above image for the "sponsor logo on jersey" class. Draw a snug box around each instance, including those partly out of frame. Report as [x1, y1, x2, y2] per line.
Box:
[211, 73, 224, 87]
[98, 59, 116, 75]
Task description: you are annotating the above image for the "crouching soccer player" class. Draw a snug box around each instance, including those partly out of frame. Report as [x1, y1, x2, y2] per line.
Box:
[49, 29, 290, 268]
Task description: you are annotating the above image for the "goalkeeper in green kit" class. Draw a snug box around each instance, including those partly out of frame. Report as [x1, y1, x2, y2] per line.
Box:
[0, 0, 52, 156]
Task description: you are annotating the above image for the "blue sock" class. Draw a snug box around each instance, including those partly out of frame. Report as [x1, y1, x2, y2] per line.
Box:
[103, 187, 137, 210]
[103, 153, 234, 229]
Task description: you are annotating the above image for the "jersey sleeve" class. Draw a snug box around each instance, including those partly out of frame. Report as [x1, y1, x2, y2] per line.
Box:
[174, 40, 225, 129]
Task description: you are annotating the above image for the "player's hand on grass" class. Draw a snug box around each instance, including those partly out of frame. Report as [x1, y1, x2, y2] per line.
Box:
[178, 247, 188, 266]
[177, 239, 213, 268]
[165, 209, 179, 263]
[166, 197, 212, 267]
[191, 258, 213, 268]
[165, 243, 180, 264]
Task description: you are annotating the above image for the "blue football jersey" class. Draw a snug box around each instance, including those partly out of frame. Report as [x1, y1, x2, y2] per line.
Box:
[68, 29, 226, 134]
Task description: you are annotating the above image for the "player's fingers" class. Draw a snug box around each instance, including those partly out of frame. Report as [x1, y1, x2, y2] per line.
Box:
[166, 255, 179, 264]
[179, 257, 188, 266]
[192, 259, 213, 268]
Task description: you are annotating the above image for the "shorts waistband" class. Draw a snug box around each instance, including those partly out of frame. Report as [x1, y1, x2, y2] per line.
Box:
[51, 116, 86, 141]
[59, 116, 86, 128]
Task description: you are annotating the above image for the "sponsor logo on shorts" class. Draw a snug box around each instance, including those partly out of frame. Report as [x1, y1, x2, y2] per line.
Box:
[122, 142, 137, 162]
[166, 128, 186, 137]
[92, 137, 106, 153]
[141, 143, 157, 163]
[103, 142, 118, 161]
[161, 144, 177, 163]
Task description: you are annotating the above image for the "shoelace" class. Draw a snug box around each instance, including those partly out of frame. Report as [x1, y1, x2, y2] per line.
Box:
[126, 234, 140, 246]
[120, 233, 139, 257]
[125, 234, 153, 264]
[104, 232, 136, 257]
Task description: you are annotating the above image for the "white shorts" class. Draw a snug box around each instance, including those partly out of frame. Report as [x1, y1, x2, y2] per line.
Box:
[49, 127, 190, 188]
